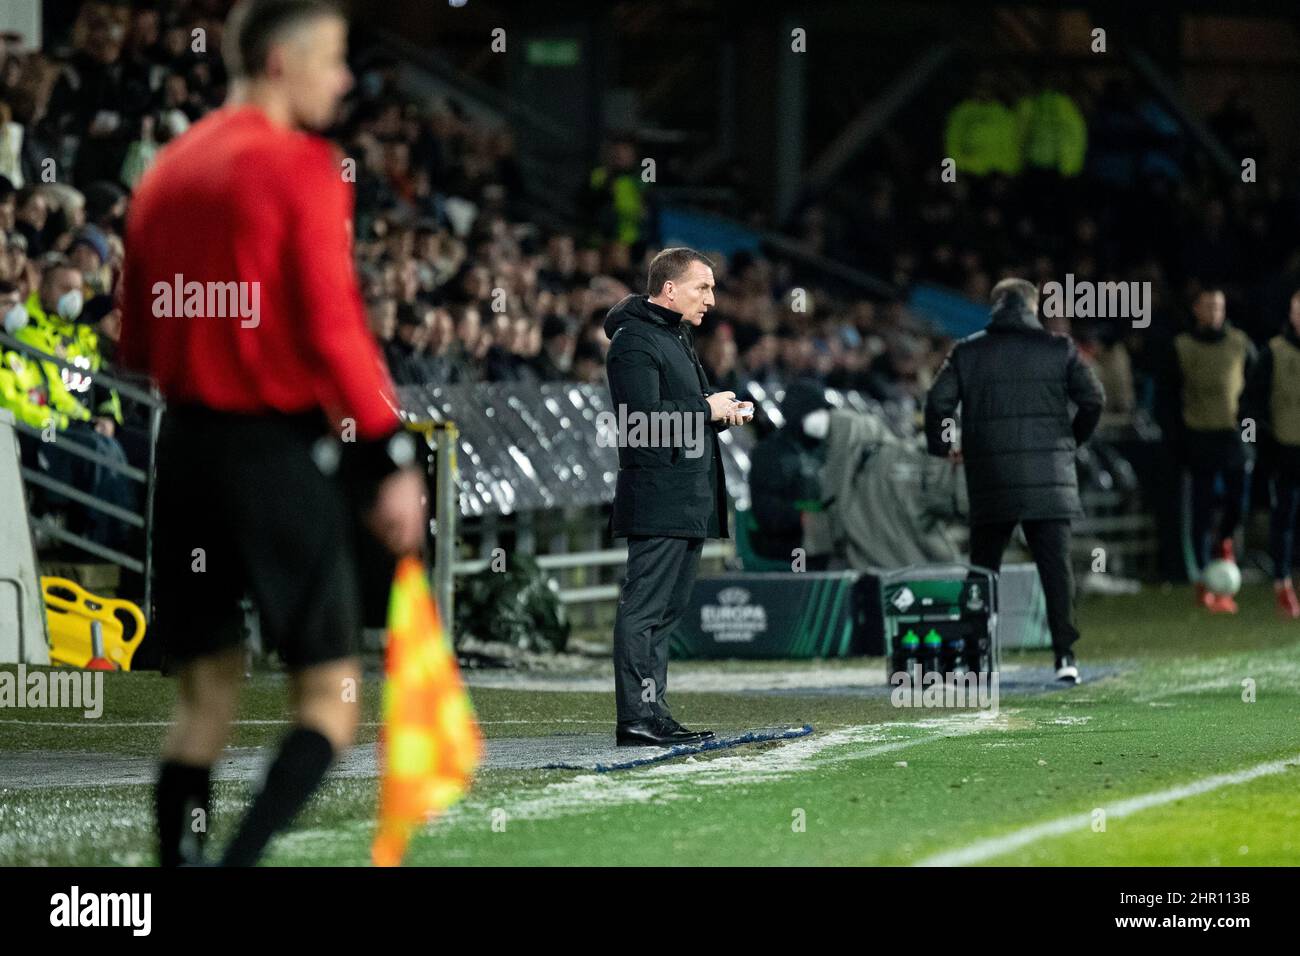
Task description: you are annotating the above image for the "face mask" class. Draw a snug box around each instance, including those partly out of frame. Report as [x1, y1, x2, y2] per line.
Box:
[3, 303, 27, 335]
[57, 289, 83, 321]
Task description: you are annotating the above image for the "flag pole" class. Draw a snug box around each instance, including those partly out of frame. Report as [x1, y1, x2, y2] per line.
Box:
[431, 421, 458, 628]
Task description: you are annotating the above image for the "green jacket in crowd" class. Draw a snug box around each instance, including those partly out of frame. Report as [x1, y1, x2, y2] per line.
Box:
[1015, 90, 1087, 176]
[586, 165, 646, 246]
[944, 98, 1022, 176]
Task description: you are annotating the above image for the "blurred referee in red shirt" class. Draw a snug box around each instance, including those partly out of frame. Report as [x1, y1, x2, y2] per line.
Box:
[120, 0, 425, 866]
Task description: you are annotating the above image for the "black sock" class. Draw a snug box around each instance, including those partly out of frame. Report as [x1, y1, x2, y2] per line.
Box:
[221, 727, 335, 867]
[155, 760, 212, 867]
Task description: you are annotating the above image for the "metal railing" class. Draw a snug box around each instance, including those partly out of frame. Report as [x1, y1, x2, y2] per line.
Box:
[0, 332, 1155, 636]
[451, 540, 736, 607]
[0, 331, 162, 609]
[411, 417, 725, 625]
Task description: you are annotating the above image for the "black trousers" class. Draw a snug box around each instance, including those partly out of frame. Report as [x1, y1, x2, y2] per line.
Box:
[1189, 463, 1250, 570]
[1269, 472, 1300, 581]
[613, 535, 703, 724]
[970, 518, 1078, 659]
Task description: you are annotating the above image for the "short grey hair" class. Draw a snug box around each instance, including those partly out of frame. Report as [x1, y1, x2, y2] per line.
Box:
[991, 277, 1039, 310]
[647, 247, 714, 296]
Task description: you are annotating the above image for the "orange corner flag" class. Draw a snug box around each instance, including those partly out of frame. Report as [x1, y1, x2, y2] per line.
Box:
[372, 557, 483, 866]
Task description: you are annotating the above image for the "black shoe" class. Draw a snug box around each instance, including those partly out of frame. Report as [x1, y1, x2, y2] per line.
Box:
[616, 717, 686, 747]
[657, 713, 715, 742]
[616, 717, 712, 749]
[1054, 654, 1080, 685]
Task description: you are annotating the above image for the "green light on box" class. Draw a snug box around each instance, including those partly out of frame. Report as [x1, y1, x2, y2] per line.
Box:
[526, 38, 580, 67]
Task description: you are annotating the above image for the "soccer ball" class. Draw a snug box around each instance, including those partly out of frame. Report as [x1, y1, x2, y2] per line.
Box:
[1202, 559, 1242, 597]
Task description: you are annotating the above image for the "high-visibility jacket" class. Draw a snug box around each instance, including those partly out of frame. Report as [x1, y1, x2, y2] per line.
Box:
[588, 166, 646, 245]
[944, 98, 1022, 176]
[1016, 90, 1087, 177]
[21, 292, 122, 423]
[0, 346, 91, 431]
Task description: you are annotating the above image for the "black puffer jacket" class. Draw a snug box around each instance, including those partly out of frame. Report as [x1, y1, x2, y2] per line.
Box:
[603, 294, 730, 539]
[924, 297, 1104, 525]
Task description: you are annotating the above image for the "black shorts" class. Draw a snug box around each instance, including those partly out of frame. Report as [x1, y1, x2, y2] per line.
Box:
[151, 406, 363, 671]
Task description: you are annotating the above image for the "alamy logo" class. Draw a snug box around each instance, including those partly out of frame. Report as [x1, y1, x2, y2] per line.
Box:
[50, 886, 151, 936]
[891, 667, 999, 714]
[0, 664, 103, 718]
[1041, 274, 1151, 328]
[596, 405, 707, 458]
[152, 273, 261, 328]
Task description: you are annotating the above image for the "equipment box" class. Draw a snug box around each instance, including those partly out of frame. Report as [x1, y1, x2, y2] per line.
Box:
[876, 564, 999, 680]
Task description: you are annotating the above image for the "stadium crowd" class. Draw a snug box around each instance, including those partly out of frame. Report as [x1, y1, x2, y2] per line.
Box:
[782, 70, 1300, 425]
[3, 1, 1299, 608]
[0, 1, 963, 463]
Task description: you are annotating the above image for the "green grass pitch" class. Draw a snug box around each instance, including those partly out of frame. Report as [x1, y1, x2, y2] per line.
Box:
[2, 583, 1299, 866]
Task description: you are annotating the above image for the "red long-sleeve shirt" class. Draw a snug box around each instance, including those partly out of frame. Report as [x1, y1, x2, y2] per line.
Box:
[119, 104, 398, 440]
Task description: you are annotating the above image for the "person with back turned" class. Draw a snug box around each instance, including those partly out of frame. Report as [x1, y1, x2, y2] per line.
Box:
[603, 247, 750, 746]
[924, 278, 1104, 685]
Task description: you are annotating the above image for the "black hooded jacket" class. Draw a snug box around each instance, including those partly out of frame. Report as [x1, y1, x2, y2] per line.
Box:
[603, 294, 729, 539]
[924, 297, 1105, 525]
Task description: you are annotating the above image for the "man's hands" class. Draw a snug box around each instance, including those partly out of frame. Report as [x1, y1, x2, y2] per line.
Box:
[705, 390, 755, 427]
[368, 467, 427, 556]
[730, 401, 754, 425]
[706, 390, 737, 421]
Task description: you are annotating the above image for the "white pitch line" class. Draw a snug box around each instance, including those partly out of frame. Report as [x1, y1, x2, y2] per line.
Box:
[0, 718, 607, 728]
[0, 718, 383, 728]
[915, 752, 1300, 867]
[1130, 678, 1239, 703]
[432, 713, 1010, 827]
[475, 719, 609, 725]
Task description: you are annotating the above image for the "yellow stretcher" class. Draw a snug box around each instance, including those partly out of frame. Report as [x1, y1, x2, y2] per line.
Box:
[42, 576, 146, 671]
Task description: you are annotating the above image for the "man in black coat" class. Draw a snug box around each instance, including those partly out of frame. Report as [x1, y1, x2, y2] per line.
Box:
[924, 278, 1104, 684]
[604, 247, 750, 746]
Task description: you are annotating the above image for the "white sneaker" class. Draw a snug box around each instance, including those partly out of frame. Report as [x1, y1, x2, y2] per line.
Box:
[1055, 654, 1080, 685]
